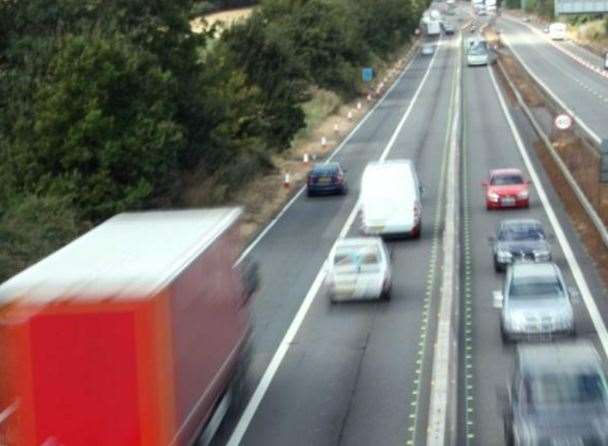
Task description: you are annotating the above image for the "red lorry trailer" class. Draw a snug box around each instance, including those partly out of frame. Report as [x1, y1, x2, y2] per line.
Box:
[0, 208, 255, 446]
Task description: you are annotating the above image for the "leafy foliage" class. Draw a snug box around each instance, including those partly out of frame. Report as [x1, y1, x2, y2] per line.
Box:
[0, 0, 422, 279]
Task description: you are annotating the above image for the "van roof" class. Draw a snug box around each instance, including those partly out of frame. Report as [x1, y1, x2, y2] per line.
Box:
[0, 208, 242, 303]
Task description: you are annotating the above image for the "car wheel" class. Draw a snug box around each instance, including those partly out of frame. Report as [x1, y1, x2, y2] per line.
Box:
[494, 257, 503, 273]
[381, 285, 392, 301]
[501, 325, 511, 344]
[340, 186, 348, 195]
[504, 420, 514, 446]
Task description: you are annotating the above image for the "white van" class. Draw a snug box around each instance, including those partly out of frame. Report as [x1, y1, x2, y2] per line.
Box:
[360, 160, 422, 238]
[549, 22, 567, 41]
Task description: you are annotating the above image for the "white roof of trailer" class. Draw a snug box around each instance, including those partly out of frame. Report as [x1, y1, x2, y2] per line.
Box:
[0, 208, 241, 303]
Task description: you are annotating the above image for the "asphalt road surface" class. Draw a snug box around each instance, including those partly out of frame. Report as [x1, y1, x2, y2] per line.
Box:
[210, 9, 608, 446]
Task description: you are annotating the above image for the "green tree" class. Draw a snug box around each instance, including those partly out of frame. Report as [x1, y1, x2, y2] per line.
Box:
[0, 195, 82, 281]
[3, 33, 184, 220]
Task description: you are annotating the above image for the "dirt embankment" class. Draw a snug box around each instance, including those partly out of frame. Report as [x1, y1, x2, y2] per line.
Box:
[487, 26, 608, 284]
[190, 7, 253, 34]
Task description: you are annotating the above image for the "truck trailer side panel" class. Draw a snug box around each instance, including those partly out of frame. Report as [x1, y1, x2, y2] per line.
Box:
[170, 224, 248, 445]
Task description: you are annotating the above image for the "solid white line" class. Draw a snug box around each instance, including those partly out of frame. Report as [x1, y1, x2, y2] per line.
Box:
[427, 32, 462, 446]
[235, 43, 421, 266]
[499, 21, 602, 144]
[488, 65, 608, 357]
[226, 39, 443, 446]
[504, 15, 608, 80]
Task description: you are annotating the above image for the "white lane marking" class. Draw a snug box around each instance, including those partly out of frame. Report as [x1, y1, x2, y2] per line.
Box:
[226, 39, 444, 446]
[235, 43, 421, 265]
[488, 65, 608, 358]
[500, 26, 602, 145]
[427, 32, 462, 446]
[504, 15, 608, 81]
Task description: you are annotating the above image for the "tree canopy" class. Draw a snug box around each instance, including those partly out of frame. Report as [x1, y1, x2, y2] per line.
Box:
[0, 0, 425, 280]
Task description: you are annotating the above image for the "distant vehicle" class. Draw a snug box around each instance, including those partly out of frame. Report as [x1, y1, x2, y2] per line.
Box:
[549, 22, 567, 40]
[466, 39, 490, 66]
[0, 208, 258, 446]
[442, 21, 456, 35]
[477, 6, 488, 15]
[501, 341, 608, 445]
[490, 219, 552, 272]
[494, 262, 576, 342]
[360, 159, 423, 238]
[426, 19, 442, 36]
[543, 25, 550, 33]
[523, 16, 531, 22]
[483, 168, 530, 209]
[326, 237, 392, 302]
[307, 162, 348, 196]
[421, 43, 435, 56]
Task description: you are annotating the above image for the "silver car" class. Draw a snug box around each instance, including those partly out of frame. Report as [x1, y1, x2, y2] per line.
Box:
[501, 342, 608, 444]
[421, 43, 435, 56]
[494, 262, 576, 342]
[326, 237, 392, 302]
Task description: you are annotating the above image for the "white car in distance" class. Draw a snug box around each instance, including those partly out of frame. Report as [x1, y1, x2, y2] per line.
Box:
[549, 22, 567, 41]
[326, 238, 392, 303]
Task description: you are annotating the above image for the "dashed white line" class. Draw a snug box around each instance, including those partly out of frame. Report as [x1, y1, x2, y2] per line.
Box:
[226, 39, 444, 446]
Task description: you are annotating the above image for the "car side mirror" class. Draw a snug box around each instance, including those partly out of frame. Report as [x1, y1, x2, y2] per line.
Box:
[568, 286, 581, 304]
[241, 260, 260, 302]
[488, 235, 496, 244]
[493, 290, 504, 309]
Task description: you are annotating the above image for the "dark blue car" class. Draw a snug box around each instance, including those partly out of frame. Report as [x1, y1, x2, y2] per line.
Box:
[306, 162, 347, 196]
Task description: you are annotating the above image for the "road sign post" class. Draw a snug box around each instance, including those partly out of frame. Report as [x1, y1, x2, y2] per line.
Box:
[362, 67, 374, 83]
[601, 139, 608, 183]
[554, 113, 573, 131]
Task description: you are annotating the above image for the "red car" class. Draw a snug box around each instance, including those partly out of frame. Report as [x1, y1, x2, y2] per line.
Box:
[483, 168, 530, 210]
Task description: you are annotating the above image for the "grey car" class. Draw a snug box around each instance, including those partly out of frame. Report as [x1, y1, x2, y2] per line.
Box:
[490, 219, 552, 272]
[501, 341, 608, 445]
[442, 22, 456, 35]
[494, 262, 576, 342]
[421, 43, 435, 56]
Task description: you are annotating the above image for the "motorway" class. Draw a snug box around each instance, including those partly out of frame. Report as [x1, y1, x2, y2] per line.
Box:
[211, 8, 608, 446]
[458, 50, 608, 445]
[497, 15, 608, 142]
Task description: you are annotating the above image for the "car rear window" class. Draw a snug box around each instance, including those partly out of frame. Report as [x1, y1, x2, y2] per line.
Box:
[334, 245, 381, 267]
[499, 224, 544, 241]
[491, 174, 523, 186]
[510, 276, 564, 299]
[525, 372, 608, 407]
[312, 164, 338, 176]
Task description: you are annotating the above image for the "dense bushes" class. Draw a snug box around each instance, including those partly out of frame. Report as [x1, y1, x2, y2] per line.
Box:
[0, 0, 424, 280]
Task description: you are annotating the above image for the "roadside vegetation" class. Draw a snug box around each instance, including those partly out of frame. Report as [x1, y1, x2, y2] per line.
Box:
[0, 0, 425, 280]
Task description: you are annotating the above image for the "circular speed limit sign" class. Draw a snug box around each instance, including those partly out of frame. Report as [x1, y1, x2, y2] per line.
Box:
[554, 113, 573, 130]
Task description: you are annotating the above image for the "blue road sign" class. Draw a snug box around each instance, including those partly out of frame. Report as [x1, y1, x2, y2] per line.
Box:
[362, 67, 374, 82]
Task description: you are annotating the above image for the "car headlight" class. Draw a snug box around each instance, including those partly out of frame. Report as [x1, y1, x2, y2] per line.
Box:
[488, 191, 500, 201]
[506, 314, 525, 332]
[497, 250, 513, 262]
[517, 190, 529, 199]
[533, 249, 550, 261]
